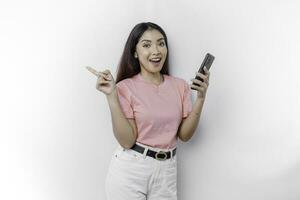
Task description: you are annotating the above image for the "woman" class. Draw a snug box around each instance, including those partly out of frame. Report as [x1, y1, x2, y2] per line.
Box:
[88, 22, 210, 200]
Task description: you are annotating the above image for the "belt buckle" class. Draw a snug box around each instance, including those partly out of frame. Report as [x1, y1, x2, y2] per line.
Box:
[155, 151, 167, 161]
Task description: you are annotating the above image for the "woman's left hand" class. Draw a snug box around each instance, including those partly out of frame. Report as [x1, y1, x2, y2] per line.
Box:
[190, 67, 210, 99]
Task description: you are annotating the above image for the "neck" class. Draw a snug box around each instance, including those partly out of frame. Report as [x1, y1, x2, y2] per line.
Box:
[140, 71, 164, 85]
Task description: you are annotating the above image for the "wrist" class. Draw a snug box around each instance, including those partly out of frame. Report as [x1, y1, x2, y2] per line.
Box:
[196, 96, 205, 101]
[106, 89, 118, 102]
[190, 111, 201, 116]
[195, 97, 205, 105]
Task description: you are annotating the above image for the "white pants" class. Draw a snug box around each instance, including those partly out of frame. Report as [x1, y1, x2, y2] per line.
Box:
[105, 143, 177, 200]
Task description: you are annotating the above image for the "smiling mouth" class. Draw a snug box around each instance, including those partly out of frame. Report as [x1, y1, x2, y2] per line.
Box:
[149, 58, 162, 63]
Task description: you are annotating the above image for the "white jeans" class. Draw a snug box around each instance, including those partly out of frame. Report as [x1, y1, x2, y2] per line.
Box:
[105, 143, 177, 200]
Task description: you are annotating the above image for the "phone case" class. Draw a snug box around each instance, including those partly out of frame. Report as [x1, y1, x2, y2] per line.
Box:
[192, 53, 215, 89]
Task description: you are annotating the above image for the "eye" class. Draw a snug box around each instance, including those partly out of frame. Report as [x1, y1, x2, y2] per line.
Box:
[159, 42, 165, 47]
[142, 43, 150, 48]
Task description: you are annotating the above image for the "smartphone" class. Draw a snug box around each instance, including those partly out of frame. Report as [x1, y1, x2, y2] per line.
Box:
[192, 53, 215, 89]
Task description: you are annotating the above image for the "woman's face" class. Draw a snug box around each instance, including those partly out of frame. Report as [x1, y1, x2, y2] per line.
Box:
[135, 29, 168, 74]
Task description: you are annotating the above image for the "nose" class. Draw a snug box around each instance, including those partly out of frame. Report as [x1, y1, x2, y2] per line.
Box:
[151, 45, 161, 55]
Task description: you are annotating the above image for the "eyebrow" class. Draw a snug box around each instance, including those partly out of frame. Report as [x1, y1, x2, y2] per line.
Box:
[140, 38, 165, 42]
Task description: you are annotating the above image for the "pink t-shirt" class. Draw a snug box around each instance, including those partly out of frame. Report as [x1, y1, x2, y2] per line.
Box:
[116, 73, 193, 149]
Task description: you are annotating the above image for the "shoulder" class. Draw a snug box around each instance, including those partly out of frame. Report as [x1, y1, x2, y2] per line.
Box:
[116, 76, 137, 93]
[116, 76, 134, 87]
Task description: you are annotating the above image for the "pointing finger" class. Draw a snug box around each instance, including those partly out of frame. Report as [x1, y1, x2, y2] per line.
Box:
[86, 66, 100, 77]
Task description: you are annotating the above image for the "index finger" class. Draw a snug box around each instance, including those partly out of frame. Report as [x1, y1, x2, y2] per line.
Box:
[86, 66, 99, 77]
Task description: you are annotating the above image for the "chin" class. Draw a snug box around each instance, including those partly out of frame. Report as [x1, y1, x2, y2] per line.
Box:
[151, 67, 163, 73]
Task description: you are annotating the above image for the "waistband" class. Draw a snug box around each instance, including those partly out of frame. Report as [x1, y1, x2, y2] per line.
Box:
[135, 142, 177, 152]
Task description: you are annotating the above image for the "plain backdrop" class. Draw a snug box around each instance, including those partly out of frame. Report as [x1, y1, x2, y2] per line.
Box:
[1, 0, 300, 199]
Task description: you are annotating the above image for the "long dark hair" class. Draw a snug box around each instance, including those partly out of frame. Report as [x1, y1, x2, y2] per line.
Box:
[116, 22, 170, 83]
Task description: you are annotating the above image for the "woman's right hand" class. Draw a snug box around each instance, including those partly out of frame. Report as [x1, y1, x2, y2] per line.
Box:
[86, 66, 116, 96]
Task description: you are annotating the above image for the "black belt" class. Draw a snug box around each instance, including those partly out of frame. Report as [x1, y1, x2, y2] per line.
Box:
[131, 143, 176, 161]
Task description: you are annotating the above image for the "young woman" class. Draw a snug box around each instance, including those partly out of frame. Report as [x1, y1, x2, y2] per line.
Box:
[88, 22, 210, 200]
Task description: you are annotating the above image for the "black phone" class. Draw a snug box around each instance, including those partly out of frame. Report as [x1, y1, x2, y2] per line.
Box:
[192, 53, 215, 89]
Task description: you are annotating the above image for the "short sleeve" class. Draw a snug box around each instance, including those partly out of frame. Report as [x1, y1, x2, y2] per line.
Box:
[182, 81, 193, 118]
[116, 82, 134, 119]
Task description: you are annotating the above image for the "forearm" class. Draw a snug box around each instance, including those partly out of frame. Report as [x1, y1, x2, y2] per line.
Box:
[106, 90, 136, 149]
[177, 98, 205, 142]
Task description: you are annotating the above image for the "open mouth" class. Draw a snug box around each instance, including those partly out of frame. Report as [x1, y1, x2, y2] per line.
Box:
[149, 57, 162, 63]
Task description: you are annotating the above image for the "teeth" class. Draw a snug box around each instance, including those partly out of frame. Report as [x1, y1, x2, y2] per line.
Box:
[150, 58, 161, 62]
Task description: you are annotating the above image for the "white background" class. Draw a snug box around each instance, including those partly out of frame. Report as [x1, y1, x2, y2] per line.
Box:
[1, 0, 300, 199]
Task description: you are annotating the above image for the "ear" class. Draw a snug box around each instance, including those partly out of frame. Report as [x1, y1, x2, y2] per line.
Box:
[134, 52, 138, 58]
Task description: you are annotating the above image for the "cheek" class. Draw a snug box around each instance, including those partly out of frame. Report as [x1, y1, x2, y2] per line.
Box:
[139, 52, 150, 61]
[161, 48, 168, 56]
[138, 56, 150, 66]
[139, 55, 149, 63]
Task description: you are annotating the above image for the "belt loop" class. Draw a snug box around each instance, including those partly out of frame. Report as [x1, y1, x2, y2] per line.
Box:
[170, 149, 174, 161]
[142, 147, 148, 159]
